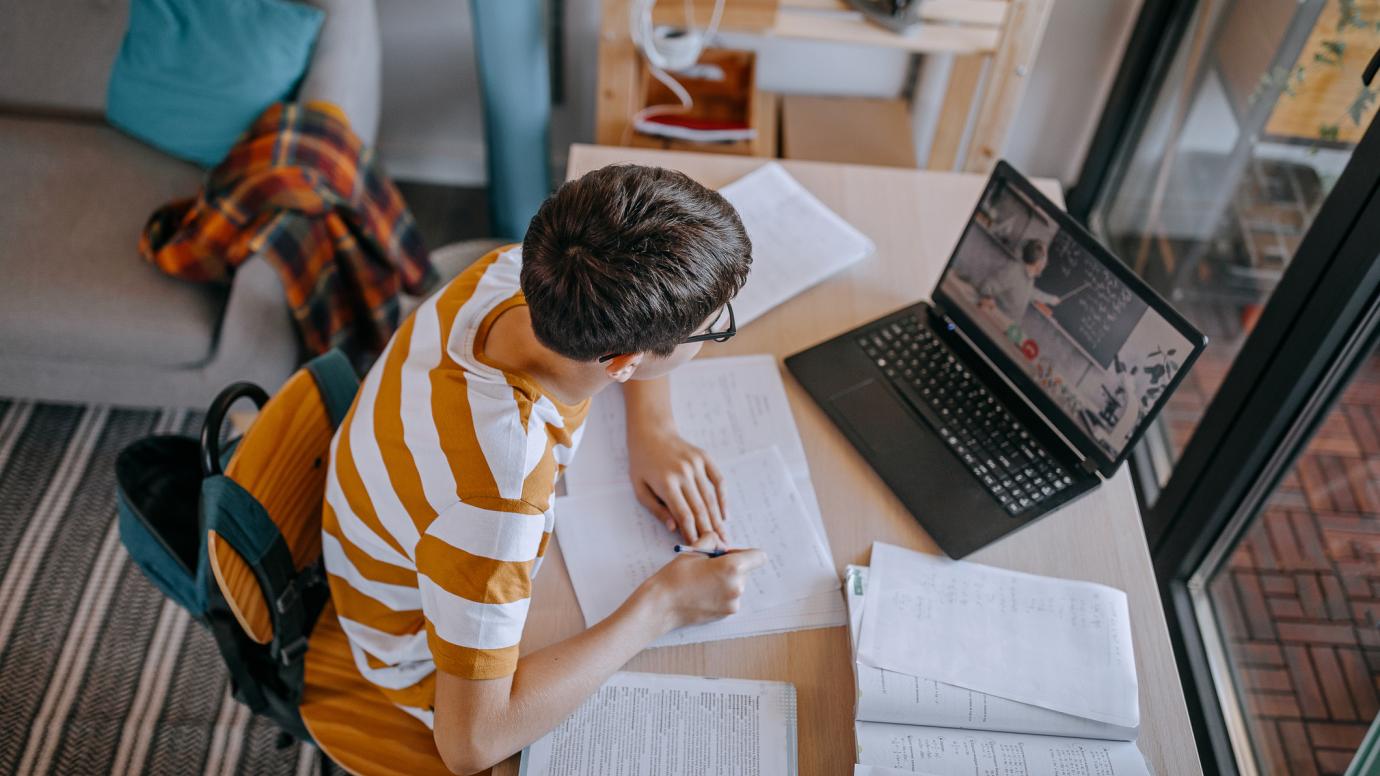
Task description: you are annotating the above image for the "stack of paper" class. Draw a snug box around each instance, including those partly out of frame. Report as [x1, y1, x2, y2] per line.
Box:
[848, 543, 1153, 776]
[717, 162, 875, 327]
[558, 355, 846, 646]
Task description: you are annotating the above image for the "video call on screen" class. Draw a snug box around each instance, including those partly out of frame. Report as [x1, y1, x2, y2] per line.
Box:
[938, 177, 1195, 460]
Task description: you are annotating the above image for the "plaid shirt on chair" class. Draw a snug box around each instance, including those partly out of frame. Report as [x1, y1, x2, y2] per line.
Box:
[141, 102, 436, 363]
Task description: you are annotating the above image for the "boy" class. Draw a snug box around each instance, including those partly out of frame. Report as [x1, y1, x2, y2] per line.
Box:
[321, 164, 766, 773]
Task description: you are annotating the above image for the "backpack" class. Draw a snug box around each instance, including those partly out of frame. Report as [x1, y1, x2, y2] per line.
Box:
[114, 350, 358, 743]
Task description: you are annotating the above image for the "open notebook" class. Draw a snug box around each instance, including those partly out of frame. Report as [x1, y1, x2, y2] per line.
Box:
[560, 355, 846, 646]
[846, 565, 1154, 776]
[518, 672, 797, 776]
[559, 447, 839, 648]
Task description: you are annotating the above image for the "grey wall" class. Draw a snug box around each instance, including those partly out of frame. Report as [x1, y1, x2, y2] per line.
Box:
[1003, 0, 1143, 184]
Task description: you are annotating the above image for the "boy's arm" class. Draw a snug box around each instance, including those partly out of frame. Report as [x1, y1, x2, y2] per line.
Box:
[622, 378, 729, 543]
[432, 544, 767, 774]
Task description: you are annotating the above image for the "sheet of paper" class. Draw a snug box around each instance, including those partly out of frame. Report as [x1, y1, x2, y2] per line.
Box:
[844, 566, 1137, 742]
[854, 722, 1152, 776]
[654, 583, 844, 648]
[564, 355, 832, 554]
[559, 448, 840, 642]
[855, 766, 943, 776]
[858, 543, 1140, 729]
[565, 355, 810, 491]
[718, 162, 875, 327]
[519, 672, 797, 776]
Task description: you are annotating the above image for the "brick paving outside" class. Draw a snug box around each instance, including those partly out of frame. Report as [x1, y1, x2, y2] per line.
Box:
[1167, 337, 1380, 774]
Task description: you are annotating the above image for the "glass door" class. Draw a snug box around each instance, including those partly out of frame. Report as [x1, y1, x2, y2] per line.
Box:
[1197, 330, 1380, 774]
[1086, 0, 1379, 510]
[1074, 0, 1380, 772]
[1157, 108, 1380, 775]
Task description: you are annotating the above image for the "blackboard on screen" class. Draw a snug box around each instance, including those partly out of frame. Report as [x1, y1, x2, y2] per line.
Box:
[1035, 231, 1146, 368]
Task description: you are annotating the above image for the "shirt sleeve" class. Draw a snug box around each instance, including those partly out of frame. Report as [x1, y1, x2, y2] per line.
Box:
[414, 496, 548, 680]
[1031, 287, 1060, 306]
[977, 262, 1017, 301]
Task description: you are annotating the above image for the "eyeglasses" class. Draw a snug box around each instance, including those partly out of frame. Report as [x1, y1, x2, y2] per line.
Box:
[598, 301, 736, 363]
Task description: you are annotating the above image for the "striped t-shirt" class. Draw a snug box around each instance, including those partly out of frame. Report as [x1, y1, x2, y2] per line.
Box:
[320, 245, 589, 726]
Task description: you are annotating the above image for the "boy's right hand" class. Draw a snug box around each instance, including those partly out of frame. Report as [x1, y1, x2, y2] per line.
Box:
[638, 535, 768, 632]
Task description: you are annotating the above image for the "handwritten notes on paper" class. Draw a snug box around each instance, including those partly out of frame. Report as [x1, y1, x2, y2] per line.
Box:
[846, 560, 1150, 775]
[719, 162, 875, 327]
[559, 356, 845, 646]
[844, 567, 1138, 742]
[564, 355, 827, 548]
[565, 355, 810, 490]
[559, 448, 837, 631]
[854, 723, 1152, 776]
[858, 543, 1140, 729]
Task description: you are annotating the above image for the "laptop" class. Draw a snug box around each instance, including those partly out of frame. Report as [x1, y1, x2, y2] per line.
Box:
[785, 161, 1207, 558]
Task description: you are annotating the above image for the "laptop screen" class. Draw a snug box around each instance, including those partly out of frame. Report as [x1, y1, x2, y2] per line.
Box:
[934, 164, 1204, 469]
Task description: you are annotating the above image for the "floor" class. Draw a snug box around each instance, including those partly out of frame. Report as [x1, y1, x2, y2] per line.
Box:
[0, 402, 345, 775]
[1156, 299, 1380, 775]
[395, 180, 492, 252]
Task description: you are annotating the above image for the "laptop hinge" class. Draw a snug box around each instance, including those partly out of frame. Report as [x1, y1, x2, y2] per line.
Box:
[927, 299, 951, 325]
[1080, 457, 1100, 476]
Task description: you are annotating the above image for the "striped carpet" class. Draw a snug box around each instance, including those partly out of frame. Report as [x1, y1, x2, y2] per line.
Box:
[0, 400, 342, 776]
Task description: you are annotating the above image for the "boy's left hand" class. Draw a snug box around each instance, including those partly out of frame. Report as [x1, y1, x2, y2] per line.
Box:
[627, 427, 728, 544]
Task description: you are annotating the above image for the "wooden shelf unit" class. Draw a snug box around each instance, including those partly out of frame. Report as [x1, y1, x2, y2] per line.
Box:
[598, 0, 1053, 171]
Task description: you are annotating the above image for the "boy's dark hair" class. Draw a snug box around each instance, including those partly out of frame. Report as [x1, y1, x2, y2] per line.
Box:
[1021, 239, 1047, 265]
[521, 164, 752, 361]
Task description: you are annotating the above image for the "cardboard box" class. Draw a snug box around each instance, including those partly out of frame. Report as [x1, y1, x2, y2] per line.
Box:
[630, 48, 777, 158]
[781, 95, 917, 168]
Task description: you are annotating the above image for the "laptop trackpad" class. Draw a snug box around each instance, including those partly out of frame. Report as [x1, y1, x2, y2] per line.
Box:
[830, 380, 919, 454]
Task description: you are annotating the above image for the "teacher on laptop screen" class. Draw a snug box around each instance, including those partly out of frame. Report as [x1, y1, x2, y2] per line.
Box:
[939, 175, 1195, 461]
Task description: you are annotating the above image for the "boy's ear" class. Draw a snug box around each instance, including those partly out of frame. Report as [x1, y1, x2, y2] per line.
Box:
[603, 353, 643, 383]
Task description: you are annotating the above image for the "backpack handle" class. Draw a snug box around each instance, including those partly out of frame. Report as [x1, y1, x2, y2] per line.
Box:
[201, 383, 270, 477]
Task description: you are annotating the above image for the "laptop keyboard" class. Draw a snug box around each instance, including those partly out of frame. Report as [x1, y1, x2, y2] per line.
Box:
[857, 315, 1076, 516]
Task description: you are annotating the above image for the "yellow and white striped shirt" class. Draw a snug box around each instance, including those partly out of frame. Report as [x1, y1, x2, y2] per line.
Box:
[321, 245, 588, 726]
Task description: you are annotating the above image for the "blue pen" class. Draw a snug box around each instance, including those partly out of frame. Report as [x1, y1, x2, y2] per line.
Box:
[673, 544, 729, 558]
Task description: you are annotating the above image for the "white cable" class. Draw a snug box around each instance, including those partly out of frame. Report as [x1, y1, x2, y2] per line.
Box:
[704, 0, 726, 40]
[629, 0, 727, 137]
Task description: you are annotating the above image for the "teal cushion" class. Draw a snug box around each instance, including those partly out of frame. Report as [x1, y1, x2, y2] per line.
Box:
[106, 0, 324, 168]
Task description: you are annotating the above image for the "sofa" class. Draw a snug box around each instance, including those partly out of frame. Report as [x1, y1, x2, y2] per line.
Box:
[0, 0, 382, 408]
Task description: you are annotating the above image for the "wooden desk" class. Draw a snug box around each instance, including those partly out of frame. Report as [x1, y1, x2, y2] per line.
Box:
[494, 144, 1202, 775]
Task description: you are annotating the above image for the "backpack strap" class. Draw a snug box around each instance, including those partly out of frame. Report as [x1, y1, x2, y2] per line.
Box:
[304, 349, 359, 429]
[201, 476, 319, 703]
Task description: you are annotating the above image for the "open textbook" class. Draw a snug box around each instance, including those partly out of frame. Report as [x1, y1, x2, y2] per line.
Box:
[846, 563, 1153, 776]
[717, 162, 875, 327]
[518, 672, 797, 776]
[560, 355, 846, 646]
[558, 447, 839, 647]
